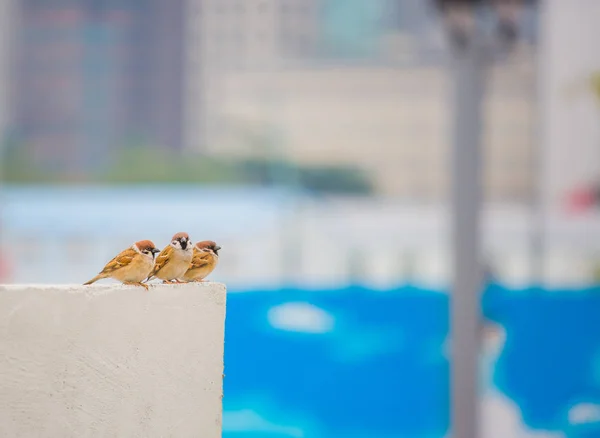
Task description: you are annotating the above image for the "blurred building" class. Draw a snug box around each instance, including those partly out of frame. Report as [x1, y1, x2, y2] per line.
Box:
[12, 0, 185, 171]
[216, 57, 535, 201]
[124, 0, 185, 153]
[185, 0, 322, 152]
[539, 0, 600, 212]
[185, 0, 536, 201]
[0, 0, 16, 152]
[185, 0, 431, 152]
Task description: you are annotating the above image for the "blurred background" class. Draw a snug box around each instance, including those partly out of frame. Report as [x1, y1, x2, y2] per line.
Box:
[0, 0, 599, 436]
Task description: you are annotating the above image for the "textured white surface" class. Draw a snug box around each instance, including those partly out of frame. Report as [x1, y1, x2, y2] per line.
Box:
[0, 283, 226, 438]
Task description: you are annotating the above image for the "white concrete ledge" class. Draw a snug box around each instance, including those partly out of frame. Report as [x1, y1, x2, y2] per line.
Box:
[0, 283, 227, 438]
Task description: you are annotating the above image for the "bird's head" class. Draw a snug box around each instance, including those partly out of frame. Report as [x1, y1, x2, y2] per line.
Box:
[170, 232, 192, 251]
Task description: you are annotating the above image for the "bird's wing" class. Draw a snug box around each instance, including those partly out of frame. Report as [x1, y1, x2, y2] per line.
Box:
[99, 247, 137, 275]
[150, 245, 174, 276]
[189, 249, 212, 270]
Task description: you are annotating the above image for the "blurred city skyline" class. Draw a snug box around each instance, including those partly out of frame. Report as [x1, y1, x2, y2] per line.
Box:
[0, 0, 544, 203]
[0, 0, 598, 288]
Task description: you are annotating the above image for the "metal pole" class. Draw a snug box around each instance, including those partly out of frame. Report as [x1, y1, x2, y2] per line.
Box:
[450, 39, 486, 438]
[530, 0, 547, 285]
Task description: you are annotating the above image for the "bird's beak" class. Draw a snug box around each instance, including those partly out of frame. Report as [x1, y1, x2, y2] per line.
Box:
[152, 248, 160, 254]
[181, 240, 188, 250]
[215, 246, 222, 252]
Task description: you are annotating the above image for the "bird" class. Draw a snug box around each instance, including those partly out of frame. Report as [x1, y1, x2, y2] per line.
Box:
[146, 232, 194, 284]
[182, 240, 221, 282]
[83, 240, 160, 290]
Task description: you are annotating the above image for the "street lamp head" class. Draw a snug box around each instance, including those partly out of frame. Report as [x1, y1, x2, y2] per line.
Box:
[435, 0, 482, 49]
[492, 0, 524, 44]
[434, 0, 532, 49]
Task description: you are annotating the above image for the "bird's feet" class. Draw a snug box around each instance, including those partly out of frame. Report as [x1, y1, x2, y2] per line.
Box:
[124, 281, 149, 291]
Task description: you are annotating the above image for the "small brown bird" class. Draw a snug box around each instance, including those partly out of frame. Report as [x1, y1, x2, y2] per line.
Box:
[83, 240, 160, 290]
[183, 240, 221, 282]
[146, 232, 194, 283]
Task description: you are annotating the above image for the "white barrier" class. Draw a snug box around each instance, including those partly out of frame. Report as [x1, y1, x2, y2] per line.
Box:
[0, 283, 226, 437]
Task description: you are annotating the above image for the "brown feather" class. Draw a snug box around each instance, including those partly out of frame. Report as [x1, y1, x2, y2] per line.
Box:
[195, 240, 217, 249]
[149, 244, 175, 278]
[83, 274, 104, 285]
[135, 240, 157, 252]
[85, 243, 155, 286]
[190, 250, 212, 270]
[83, 247, 137, 285]
[172, 232, 189, 241]
[98, 247, 138, 275]
[183, 247, 218, 281]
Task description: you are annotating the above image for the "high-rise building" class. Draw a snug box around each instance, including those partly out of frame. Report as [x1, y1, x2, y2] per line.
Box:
[122, 0, 185, 152]
[320, 0, 388, 59]
[185, 0, 537, 202]
[210, 57, 536, 201]
[185, 0, 322, 151]
[12, 0, 185, 172]
[0, 0, 16, 151]
[539, 0, 600, 212]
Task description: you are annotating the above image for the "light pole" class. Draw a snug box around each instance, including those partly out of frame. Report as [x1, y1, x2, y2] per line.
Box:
[434, 1, 529, 437]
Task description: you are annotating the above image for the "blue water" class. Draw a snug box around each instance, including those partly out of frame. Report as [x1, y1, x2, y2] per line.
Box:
[223, 285, 600, 437]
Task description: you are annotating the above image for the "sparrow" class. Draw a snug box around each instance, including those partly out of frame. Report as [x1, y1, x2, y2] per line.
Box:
[83, 240, 160, 290]
[182, 240, 221, 282]
[146, 232, 193, 283]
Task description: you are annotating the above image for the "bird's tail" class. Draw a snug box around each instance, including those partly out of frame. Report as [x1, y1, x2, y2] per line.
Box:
[83, 274, 103, 286]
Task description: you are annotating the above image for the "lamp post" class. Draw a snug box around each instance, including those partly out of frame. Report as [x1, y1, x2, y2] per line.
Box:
[433, 1, 529, 437]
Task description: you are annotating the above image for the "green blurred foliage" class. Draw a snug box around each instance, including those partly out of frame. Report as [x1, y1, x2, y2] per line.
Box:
[298, 166, 373, 194]
[592, 259, 600, 283]
[0, 142, 374, 195]
[592, 71, 600, 104]
[0, 143, 239, 185]
[102, 147, 239, 184]
[2, 140, 56, 183]
[238, 158, 373, 195]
